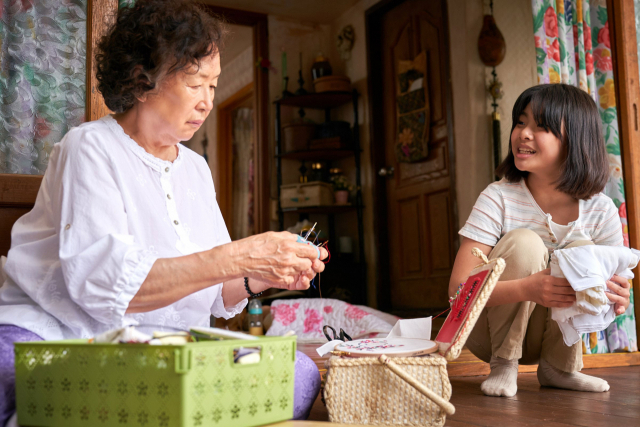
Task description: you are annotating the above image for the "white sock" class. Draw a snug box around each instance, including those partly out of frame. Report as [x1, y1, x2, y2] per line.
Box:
[480, 356, 519, 397]
[537, 358, 609, 392]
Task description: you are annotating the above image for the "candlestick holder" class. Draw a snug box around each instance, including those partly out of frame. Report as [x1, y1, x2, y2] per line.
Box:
[295, 52, 307, 96]
[295, 69, 307, 96]
[281, 76, 294, 98]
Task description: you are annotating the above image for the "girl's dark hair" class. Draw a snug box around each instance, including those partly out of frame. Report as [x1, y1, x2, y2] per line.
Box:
[496, 84, 609, 200]
[96, 0, 225, 113]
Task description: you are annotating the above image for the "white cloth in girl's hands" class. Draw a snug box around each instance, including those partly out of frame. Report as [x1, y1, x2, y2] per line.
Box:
[550, 245, 640, 346]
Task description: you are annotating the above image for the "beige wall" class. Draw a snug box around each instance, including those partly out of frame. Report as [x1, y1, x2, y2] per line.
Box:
[449, 0, 537, 233]
[448, 0, 492, 237]
[489, 0, 538, 167]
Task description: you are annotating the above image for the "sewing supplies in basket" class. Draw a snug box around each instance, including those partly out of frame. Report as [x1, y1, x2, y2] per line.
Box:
[321, 248, 506, 426]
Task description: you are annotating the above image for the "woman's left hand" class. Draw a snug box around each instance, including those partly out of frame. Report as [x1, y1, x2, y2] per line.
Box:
[606, 275, 631, 315]
[271, 248, 329, 291]
[283, 248, 328, 291]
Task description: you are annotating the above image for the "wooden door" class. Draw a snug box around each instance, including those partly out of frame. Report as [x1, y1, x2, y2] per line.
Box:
[216, 83, 254, 239]
[372, 0, 456, 316]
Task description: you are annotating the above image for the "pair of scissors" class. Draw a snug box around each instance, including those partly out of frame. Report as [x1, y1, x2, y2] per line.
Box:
[323, 325, 353, 342]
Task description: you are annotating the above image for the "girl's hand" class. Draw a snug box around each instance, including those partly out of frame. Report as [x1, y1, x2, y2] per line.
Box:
[524, 268, 576, 308]
[232, 231, 327, 289]
[606, 275, 631, 315]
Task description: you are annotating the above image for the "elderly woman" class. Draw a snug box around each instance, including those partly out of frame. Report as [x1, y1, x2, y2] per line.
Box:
[0, 0, 326, 423]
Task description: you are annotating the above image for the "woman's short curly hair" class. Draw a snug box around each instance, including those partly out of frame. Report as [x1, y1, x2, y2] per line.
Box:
[96, 0, 226, 113]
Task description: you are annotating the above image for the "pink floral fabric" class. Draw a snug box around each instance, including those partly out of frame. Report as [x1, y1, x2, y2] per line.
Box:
[345, 305, 369, 320]
[267, 299, 399, 343]
[303, 309, 323, 334]
[272, 302, 299, 326]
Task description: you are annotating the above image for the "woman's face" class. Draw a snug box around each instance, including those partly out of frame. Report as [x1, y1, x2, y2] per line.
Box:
[141, 54, 221, 143]
[511, 104, 565, 179]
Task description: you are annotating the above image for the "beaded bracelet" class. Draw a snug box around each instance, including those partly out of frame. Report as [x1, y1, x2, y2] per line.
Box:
[244, 277, 263, 298]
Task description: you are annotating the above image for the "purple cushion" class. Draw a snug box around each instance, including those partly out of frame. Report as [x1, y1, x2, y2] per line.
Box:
[293, 350, 321, 420]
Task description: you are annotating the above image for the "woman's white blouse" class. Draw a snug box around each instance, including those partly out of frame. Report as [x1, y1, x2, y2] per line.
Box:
[0, 115, 246, 340]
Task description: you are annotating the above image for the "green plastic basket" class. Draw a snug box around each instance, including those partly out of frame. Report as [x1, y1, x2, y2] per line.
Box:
[14, 336, 296, 427]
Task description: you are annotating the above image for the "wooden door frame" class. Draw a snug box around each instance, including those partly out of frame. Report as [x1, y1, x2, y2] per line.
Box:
[199, 4, 270, 235]
[365, 0, 458, 313]
[216, 83, 254, 233]
[607, 0, 640, 336]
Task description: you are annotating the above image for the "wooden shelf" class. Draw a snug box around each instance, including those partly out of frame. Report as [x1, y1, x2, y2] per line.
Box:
[278, 148, 358, 161]
[281, 205, 359, 214]
[275, 92, 353, 109]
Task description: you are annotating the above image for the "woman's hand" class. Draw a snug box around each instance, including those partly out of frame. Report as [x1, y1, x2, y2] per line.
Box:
[230, 231, 328, 289]
[606, 275, 631, 315]
[523, 268, 576, 308]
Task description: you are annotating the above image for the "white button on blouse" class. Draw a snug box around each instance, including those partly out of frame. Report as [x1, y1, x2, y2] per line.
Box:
[0, 115, 246, 340]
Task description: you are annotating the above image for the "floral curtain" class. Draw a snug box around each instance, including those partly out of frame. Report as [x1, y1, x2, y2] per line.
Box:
[532, 0, 637, 353]
[0, 0, 87, 175]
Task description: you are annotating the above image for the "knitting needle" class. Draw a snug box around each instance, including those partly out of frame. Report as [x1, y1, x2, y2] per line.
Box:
[312, 230, 321, 244]
[303, 222, 317, 241]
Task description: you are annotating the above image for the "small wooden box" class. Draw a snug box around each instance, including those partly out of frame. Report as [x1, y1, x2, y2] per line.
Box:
[280, 181, 334, 208]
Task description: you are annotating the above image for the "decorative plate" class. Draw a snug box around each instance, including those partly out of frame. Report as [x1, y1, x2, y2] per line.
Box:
[334, 338, 438, 357]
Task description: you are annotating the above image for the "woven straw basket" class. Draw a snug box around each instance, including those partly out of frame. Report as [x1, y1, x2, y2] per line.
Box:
[324, 354, 452, 426]
[323, 249, 505, 426]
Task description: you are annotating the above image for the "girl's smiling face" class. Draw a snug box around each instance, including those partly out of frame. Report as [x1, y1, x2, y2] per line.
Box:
[511, 104, 565, 179]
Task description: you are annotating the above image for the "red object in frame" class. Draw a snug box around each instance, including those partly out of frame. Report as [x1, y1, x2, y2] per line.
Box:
[435, 269, 490, 345]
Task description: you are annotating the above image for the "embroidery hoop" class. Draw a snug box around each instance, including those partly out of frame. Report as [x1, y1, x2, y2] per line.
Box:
[334, 337, 438, 358]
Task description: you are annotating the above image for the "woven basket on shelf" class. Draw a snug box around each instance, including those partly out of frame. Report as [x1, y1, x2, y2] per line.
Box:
[324, 354, 452, 426]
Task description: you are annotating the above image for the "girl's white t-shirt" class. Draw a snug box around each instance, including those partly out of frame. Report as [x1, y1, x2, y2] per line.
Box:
[0, 115, 246, 340]
[550, 221, 572, 244]
[459, 179, 624, 251]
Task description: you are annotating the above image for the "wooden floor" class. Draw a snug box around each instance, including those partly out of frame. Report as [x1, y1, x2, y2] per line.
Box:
[304, 366, 640, 426]
[297, 343, 640, 426]
[445, 367, 640, 426]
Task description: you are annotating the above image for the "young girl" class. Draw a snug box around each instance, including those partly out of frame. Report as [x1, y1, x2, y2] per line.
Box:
[451, 83, 632, 397]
